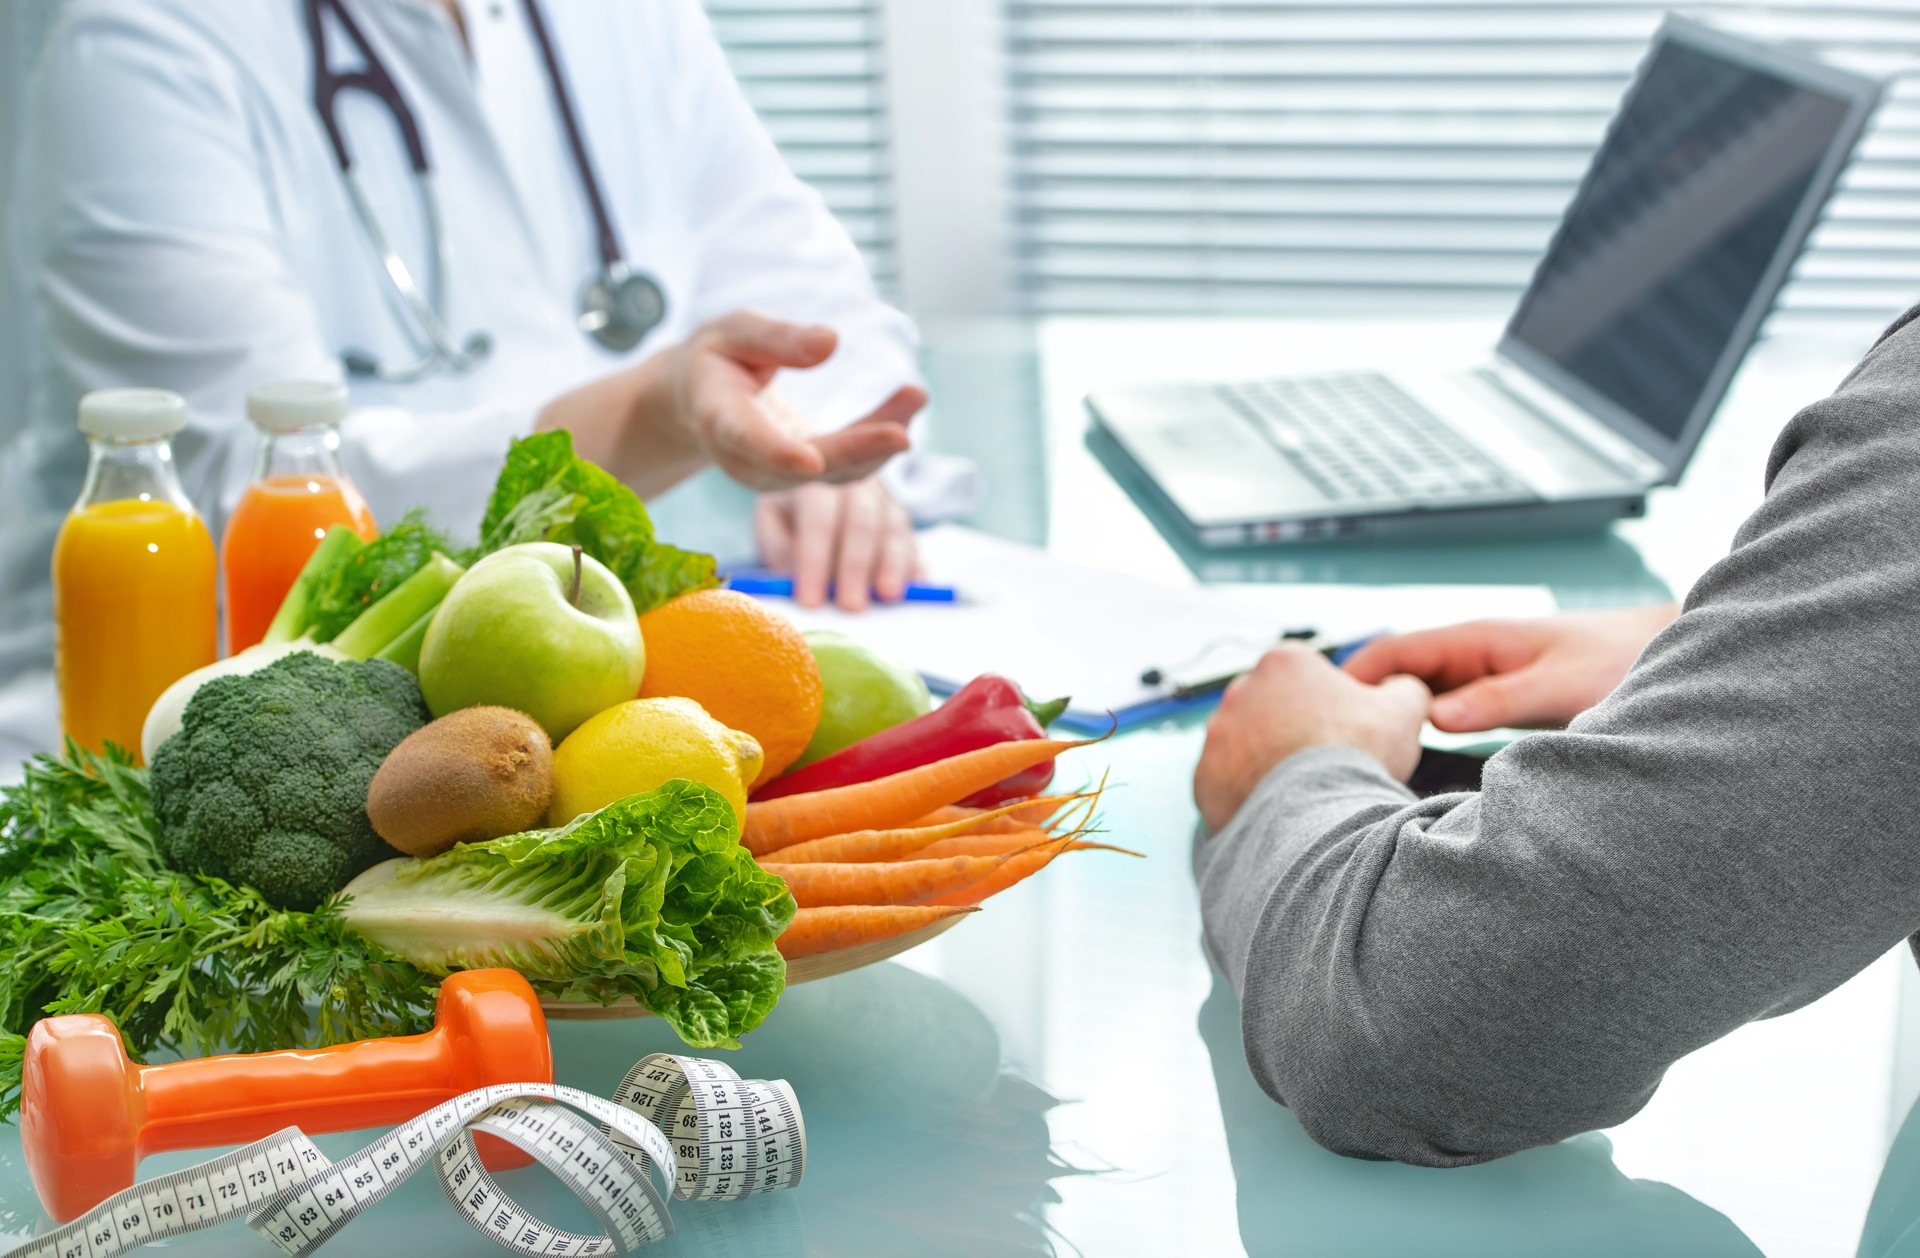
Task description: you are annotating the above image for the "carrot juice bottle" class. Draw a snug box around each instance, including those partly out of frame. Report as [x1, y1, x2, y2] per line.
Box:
[221, 381, 377, 653]
[53, 389, 218, 760]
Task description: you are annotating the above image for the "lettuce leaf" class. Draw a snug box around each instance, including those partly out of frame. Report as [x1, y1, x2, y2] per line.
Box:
[337, 780, 793, 1048]
[645, 953, 787, 1052]
[275, 433, 716, 654]
[474, 431, 719, 614]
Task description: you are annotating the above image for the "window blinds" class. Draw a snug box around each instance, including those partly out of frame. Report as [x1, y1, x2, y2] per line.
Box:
[703, 0, 899, 288]
[1006, 1, 1920, 332]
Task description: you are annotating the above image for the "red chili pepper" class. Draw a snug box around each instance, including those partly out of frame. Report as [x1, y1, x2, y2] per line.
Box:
[751, 674, 1070, 803]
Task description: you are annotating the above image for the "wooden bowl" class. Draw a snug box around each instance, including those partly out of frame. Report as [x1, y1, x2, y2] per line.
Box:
[539, 913, 968, 1021]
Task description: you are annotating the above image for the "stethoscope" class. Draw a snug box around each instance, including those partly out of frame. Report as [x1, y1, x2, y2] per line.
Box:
[305, 0, 667, 382]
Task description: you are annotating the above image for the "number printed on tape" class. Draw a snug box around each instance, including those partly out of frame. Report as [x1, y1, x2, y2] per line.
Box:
[5, 1055, 803, 1258]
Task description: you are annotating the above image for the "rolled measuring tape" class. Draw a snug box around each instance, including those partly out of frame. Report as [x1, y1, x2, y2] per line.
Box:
[5, 1053, 802, 1258]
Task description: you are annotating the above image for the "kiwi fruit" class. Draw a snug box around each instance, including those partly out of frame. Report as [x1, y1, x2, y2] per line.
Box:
[367, 706, 554, 857]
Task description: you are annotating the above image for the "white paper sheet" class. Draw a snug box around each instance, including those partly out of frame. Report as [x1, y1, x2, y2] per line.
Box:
[759, 526, 1555, 726]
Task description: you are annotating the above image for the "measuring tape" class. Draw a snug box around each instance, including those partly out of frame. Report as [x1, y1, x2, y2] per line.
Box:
[6, 1053, 803, 1258]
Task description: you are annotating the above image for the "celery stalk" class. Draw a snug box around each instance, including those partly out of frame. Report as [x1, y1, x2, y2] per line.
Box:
[330, 552, 465, 660]
[261, 526, 365, 645]
[373, 605, 439, 674]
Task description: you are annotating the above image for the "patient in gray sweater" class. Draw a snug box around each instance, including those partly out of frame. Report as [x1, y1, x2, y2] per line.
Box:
[1192, 304, 1920, 1167]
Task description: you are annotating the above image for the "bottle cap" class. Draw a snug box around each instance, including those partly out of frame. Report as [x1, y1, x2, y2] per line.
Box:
[77, 389, 187, 440]
[247, 380, 349, 433]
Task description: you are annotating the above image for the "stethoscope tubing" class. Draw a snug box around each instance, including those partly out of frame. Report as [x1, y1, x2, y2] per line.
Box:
[517, 0, 625, 273]
[306, 0, 429, 175]
[341, 169, 491, 380]
[306, 0, 662, 378]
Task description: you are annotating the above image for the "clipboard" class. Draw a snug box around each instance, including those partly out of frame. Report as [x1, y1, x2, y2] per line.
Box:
[754, 527, 1368, 731]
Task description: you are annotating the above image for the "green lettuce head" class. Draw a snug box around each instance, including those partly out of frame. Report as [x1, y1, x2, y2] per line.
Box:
[337, 780, 793, 1048]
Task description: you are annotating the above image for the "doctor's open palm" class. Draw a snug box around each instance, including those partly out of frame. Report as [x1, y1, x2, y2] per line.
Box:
[535, 310, 926, 609]
[674, 312, 923, 492]
[540, 310, 922, 499]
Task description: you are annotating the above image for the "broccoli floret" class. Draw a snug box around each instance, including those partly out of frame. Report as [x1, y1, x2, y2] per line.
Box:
[150, 651, 429, 908]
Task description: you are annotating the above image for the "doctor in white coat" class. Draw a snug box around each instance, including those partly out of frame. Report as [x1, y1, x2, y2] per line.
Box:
[0, 0, 939, 767]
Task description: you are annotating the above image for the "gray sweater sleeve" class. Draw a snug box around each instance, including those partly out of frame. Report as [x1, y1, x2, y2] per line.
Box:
[1194, 306, 1920, 1167]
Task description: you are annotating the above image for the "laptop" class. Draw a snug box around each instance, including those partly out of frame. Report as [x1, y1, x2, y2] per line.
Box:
[1085, 16, 1884, 547]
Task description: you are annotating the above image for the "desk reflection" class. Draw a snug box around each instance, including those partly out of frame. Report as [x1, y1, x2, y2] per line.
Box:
[1198, 973, 1760, 1257]
[1856, 1092, 1920, 1257]
[545, 962, 1075, 1257]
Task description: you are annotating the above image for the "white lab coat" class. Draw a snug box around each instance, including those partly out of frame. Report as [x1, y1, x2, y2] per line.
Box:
[0, 0, 924, 767]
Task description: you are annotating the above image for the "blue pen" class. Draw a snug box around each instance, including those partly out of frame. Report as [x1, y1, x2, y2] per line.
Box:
[725, 572, 959, 603]
[1324, 633, 1381, 668]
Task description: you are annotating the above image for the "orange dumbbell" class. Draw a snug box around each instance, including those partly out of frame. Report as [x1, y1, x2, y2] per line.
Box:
[20, 969, 552, 1223]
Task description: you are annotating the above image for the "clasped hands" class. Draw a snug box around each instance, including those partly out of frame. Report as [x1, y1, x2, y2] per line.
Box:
[1192, 604, 1680, 833]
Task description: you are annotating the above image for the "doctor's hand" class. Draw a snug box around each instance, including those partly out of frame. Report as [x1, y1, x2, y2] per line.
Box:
[754, 478, 919, 612]
[671, 312, 924, 491]
[1339, 603, 1679, 733]
[541, 311, 924, 500]
[1194, 644, 1429, 833]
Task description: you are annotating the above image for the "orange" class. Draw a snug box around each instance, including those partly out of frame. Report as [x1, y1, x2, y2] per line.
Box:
[636, 588, 823, 787]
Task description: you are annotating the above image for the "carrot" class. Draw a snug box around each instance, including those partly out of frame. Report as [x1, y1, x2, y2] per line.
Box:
[754, 794, 1084, 864]
[909, 825, 1048, 858]
[907, 805, 989, 830]
[743, 738, 1091, 855]
[777, 904, 979, 960]
[764, 826, 953, 865]
[922, 837, 1091, 907]
[907, 795, 1083, 833]
[908, 780, 1110, 858]
[913, 832, 1137, 860]
[760, 853, 1011, 907]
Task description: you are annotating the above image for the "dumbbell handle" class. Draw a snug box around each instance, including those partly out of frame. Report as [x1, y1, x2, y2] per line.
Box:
[137, 1031, 476, 1156]
[22, 970, 551, 1223]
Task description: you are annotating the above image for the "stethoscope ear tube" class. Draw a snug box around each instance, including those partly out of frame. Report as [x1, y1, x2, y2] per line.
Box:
[312, 0, 664, 379]
[306, 0, 429, 175]
[339, 171, 492, 379]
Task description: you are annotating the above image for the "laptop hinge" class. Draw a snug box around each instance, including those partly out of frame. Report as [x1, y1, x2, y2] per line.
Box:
[1478, 361, 1668, 484]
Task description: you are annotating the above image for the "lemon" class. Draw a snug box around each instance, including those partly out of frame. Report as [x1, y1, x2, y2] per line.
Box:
[548, 697, 764, 827]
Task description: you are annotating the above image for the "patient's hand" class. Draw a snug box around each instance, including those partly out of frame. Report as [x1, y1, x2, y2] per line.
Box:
[1340, 603, 1679, 733]
[1194, 645, 1428, 833]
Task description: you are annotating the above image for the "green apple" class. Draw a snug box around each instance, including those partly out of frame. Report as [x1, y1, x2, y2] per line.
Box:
[795, 630, 932, 768]
[418, 542, 644, 742]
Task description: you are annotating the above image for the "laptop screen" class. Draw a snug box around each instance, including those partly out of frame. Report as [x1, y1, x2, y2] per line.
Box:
[1503, 37, 1857, 443]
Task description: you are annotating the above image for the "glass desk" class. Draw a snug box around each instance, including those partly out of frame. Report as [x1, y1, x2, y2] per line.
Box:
[2, 317, 1913, 1258]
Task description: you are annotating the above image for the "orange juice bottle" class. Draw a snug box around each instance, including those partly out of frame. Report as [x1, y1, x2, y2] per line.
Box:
[221, 382, 377, 653]
[53, 389, 217, 761]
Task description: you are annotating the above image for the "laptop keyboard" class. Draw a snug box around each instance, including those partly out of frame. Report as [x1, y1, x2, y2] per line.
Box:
[1216, 373, 1525, 505]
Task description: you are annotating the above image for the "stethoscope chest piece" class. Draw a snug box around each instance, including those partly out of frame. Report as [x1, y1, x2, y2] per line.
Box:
[579, 262, 667, 353]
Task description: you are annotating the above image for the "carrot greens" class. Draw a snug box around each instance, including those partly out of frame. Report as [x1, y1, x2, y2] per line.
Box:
[0, 745, 438, 1122]
[0, 744, 798, 1125]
